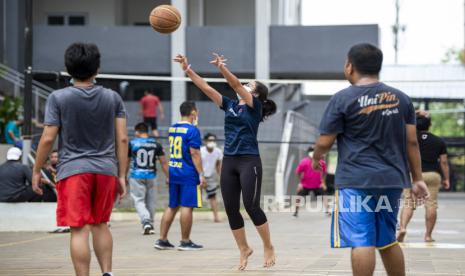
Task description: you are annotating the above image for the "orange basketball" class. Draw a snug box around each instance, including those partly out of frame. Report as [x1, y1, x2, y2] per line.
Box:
[149, 5, 181, 34]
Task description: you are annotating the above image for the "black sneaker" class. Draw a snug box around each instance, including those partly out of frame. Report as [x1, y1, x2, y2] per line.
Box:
[177, 240, 203, 251]
[142, 223, 155, 235]
[102, 273, 112, 276]
[154, 239, 175, 250]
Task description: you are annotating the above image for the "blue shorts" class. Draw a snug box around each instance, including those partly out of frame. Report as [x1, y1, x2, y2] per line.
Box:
[169, 183, 202, 208]
[331, 188, 402, 249]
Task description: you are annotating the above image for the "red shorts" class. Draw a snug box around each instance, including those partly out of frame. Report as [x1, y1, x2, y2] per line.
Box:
[56, 173, 117, 227]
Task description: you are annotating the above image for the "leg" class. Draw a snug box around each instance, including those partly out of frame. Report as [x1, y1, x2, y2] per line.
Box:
[423, 172, 441, 242]
[424, 206, 437, 242]
[146, 179, 157, 223]
[129, 179, 151, 225]
[379, 244, 405, 276]
[238, 157, 275, 268]
[232, 227, 254, 270]
[159, 207, 178, 240]
[180, 207, 193, 241]
[70, 226, 91, 276]
[220, 157, 250, 269]
[351, 247, 376, 276]
[91, 223, 113, 273]
[208, 195, 221, 222]
[397, 189, 414, 242]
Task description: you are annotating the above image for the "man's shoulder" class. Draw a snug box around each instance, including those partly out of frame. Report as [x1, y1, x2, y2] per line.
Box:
[379, 83, 411, 102]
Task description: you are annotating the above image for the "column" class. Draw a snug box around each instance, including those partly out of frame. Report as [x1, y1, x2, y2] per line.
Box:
[255, 0, 270, 81]
[170, 0, 187, 123]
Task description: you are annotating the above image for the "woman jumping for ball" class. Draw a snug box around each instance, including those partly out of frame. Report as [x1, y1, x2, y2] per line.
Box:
[174, 53, 277, 270]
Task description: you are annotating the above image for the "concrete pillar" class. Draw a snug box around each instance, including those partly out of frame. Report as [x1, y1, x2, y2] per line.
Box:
[170, 0, 187, 124]
[255, 0, 270, 81]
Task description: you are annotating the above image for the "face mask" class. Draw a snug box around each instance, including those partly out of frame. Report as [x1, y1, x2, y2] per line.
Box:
[308, 151, 314, 158]
[206, 141, 216, 149]
[238, 85, 253, 100]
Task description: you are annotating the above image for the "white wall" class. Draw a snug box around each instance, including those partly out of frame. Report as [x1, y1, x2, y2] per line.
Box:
[33, 0, 119, 26]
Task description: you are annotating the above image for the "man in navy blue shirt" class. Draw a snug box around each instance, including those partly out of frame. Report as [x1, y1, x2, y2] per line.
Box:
[312, 43, 429, 276]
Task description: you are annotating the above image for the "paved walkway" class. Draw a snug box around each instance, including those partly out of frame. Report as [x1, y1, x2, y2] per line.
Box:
[1, 194, 465, 276]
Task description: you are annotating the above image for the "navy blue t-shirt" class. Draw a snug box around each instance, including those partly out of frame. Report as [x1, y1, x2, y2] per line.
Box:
[220, 96, 262, 156]
[319, 82, 416, 189]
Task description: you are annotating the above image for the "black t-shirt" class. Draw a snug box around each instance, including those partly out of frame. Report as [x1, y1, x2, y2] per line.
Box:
[417, 131, 447, 173]
[0, 161, 32, 202]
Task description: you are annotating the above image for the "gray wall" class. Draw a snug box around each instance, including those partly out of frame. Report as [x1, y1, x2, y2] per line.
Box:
[186, 26, 255, 74]
[270, 25, 379, 78]
[33, 26, 170, 74]
[204, 0, 254, 26]
[32, 25, 378, 77]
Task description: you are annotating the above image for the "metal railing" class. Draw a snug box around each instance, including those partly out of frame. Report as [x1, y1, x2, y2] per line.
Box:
[0, 63, 54, 122]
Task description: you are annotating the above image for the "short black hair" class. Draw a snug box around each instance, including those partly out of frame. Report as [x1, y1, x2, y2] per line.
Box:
[307, 146, 314, 153]
[347, 43, 383, 75]
[65, 42, 100, 81]
[180, 101, 197, 117]
[135, 122, 149, 133]
[204, 133, 217, 140]
[416, 115, 431, 131]
[51, 149, 58, 154]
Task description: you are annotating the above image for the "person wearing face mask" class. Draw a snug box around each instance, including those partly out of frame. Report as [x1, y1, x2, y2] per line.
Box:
[293, 147, 328, 218]
[200, 133, 223, 223]
[154, 101, 207, 251]
[174, 53, 277, 270]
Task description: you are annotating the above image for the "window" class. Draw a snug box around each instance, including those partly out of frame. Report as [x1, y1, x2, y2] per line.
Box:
[47, 16, 65, 26]
[47, 14, 87, 26]
[68, 16, 85, 26]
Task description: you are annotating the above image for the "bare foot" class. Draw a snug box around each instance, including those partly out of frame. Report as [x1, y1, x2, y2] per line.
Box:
[238, 247, 253, 270]
[425, 236, 435, 242]
[397, 229, 407, 242]
[263, 246, 276, 268]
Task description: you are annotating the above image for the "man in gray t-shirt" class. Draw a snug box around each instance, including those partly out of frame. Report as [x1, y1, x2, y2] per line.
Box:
[32, 43, 128, 276]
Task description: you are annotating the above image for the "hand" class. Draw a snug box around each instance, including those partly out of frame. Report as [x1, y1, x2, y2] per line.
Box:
[173, 54, 189, 71]
[312, 158, 322, 171]
[416, 110, 430, 117]
[296, 183, 303, 193]
[160, 113, 165, 121]
[165, 177, 169, 186]
[442, 179, 450, 190]
[411, 180, 430, 206]
[321, 182, 327, 191]
[209, 53, 227, 68]
[32, 171, 43, 195]
[116, 177, 127, 205]
[199, 176, 207, 189]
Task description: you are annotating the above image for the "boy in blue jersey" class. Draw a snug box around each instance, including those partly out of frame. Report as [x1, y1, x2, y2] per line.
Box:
[154, 101, 206, 251]
[313, 43, 429, 276]
[128, 123, 168, 235]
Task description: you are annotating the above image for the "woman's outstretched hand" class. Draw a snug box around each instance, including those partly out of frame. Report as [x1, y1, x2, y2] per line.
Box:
[209, 53, 227, 68]
[173, 54, 189, 71]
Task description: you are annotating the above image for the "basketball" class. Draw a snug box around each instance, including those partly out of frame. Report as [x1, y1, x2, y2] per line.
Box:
[149, 5, 181, 34]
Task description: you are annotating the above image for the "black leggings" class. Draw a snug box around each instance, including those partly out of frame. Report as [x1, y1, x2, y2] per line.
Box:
[220, 155, 267, 230]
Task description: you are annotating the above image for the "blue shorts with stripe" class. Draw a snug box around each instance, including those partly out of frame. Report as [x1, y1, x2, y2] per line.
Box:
[331, 188, 402, 249]
[169, 183, 202, 208]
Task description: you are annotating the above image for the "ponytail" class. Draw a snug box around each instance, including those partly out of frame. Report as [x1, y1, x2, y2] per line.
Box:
[261, 99, 277, 121]
[254, 80, 277, 121]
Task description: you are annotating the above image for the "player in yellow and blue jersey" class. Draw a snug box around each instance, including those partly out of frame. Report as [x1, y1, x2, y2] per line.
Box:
[154, 101, 206, 251]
